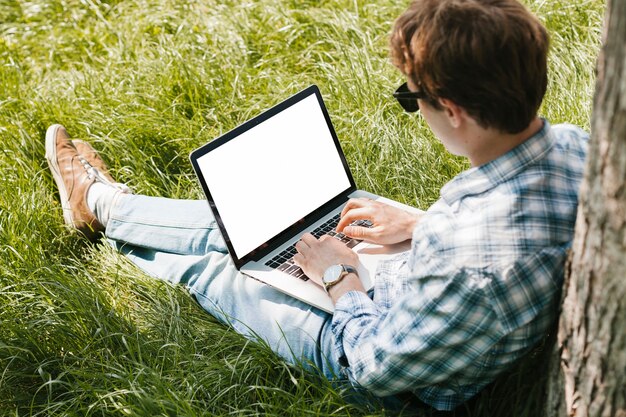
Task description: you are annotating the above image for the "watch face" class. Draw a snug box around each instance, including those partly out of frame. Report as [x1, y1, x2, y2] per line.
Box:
[323, 264, 344, 284]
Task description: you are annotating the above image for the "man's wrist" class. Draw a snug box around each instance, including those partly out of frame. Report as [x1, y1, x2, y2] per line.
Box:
[403, 213, 421, 240]
[327, 272, 365, 304]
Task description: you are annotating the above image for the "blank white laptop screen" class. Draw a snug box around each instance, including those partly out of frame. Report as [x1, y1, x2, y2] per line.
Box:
[195, 93, 352, 259]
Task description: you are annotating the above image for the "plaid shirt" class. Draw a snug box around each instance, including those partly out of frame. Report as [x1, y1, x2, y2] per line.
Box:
[331, 121, 589, 410]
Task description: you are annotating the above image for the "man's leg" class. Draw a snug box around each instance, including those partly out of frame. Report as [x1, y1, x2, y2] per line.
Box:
[45, 125, 341, 380]
[106, 194, 340, 378]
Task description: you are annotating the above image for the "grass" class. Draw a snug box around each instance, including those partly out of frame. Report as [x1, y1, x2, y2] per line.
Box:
[0, 0, 604, 415]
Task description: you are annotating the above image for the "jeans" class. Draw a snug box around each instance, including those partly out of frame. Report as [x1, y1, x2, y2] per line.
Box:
[105, 193, 341, 380]
[104, 194, 444, 414]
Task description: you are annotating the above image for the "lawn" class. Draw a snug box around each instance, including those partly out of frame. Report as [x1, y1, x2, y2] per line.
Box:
[0, 0, 604, 415]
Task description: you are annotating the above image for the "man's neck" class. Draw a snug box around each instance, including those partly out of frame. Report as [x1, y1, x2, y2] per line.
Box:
[467, 117, 544, 167]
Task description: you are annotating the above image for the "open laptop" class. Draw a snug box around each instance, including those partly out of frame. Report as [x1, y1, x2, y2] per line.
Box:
[190, 85, 419, 313]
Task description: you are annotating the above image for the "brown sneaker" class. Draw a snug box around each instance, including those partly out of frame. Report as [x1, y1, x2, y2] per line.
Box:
[72, 139, 131, 194]
[45, 124, 105, 240]
[72, 139, 117, 184]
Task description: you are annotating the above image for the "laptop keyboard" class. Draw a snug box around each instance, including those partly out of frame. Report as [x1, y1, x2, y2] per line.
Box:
[264, 213, 373, 281]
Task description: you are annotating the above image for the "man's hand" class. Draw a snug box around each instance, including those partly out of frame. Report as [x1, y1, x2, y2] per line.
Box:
[336, 198, 422, 245]
[293, 233, 365, 303]
[293, 233, 359, 286]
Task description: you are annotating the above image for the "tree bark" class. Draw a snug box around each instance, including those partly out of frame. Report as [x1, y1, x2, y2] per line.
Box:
[546, 0, 626, 416]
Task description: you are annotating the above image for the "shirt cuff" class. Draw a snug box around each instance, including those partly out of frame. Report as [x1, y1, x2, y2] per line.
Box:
[330, 290, 379, 367]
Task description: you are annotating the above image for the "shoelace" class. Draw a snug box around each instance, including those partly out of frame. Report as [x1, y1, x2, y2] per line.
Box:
[78, 155, 131, 193]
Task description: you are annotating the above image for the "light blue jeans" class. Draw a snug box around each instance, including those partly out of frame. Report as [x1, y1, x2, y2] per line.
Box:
[105, 194, 341, 380]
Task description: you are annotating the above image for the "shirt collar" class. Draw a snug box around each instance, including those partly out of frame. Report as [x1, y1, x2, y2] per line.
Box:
[440, 119, 553, 206]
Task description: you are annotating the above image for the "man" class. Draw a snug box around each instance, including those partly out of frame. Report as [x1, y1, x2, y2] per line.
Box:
[45, 0, 588, 411]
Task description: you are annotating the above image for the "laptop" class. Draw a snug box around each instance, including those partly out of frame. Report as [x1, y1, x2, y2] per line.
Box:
[190, 85, 419, 313]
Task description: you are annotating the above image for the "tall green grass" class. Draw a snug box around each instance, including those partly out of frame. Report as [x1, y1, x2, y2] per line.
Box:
[0, 0, 604, 415]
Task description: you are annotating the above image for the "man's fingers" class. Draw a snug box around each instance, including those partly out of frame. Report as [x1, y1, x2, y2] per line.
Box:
[339, 199, 361, 218]
[295, 235, 312, 253]
[337, 207, 372, 232]
[340, 198, 371, 218]
[300, 233, 318, 245]
[343, 226, 367, 240]
[294, 240, 306, 254]
[343, 225, 373, 239]
[292, 253, 304, 266]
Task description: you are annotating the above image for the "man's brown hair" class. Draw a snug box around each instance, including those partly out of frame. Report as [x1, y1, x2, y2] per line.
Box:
[390, 0, 549, 134]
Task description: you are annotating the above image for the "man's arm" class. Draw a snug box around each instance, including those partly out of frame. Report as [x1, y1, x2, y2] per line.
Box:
[292, 202, 503, 396]
[331, 270, 502, 395]
[292, 232, 501, 395]
[332, 246, 565, 398]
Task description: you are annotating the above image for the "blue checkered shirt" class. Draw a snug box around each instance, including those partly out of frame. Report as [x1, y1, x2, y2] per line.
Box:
[331, 121, 588, 410]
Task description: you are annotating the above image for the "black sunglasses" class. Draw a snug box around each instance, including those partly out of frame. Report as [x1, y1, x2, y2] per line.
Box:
[393, 82, 427, 113]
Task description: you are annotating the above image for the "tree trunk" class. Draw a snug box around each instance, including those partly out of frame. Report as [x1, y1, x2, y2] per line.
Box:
[546, 0, 626, 416]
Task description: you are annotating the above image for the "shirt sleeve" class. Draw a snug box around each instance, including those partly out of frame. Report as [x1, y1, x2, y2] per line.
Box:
[330, 269, 504, 396]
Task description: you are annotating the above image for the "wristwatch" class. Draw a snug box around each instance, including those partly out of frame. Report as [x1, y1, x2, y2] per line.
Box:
[322, 264, 358, 292]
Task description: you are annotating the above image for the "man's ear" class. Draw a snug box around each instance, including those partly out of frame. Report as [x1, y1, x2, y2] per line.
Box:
[438, 98, 464, 128]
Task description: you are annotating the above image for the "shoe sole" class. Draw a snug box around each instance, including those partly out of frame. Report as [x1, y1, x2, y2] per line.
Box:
[45, 124, 74, 227]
